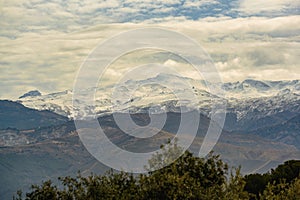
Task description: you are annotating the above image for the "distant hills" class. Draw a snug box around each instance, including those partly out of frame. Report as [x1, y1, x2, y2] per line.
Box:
[251, 114, 300, 149]
[0, 100, 68, 130]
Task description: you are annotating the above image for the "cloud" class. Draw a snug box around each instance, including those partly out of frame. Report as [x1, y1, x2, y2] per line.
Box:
[1, 15, 300, 98]
[238, 0, 300, 16]
[1, 0, 298, 39]
[158, 16, 300, 81]
[1, 0, 238, 37]
[182, 0, 219, 8]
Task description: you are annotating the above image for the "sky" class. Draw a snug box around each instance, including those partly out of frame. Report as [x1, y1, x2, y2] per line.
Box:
[0, 0, 299, 99]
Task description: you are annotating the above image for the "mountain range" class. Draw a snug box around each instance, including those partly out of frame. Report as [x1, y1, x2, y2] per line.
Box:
[1, 75, 300, 199]
[18, 74, 300, 132]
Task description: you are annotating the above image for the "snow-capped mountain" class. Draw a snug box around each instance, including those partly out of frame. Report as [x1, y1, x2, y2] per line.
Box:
[222, 79, 300, 98]
[18, 73, 220, 118]
[19, 90, 41, 99]
[224, 92, 300, 131]
[17, 74, 300, 132]
[17, 89, 74, 117]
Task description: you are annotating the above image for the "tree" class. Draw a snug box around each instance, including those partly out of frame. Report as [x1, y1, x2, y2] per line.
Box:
[270, 160, 300, 184]
[244, 160, 300, 199]
[224, 167, 249, 200]
[244, 173, 269, 198]
[25, 180, 59, 200]
[260, 178, 300, 200]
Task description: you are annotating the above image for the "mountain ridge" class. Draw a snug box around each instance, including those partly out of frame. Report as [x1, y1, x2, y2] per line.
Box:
[16, 77, 300, 135]
[0, 100, 68, 130]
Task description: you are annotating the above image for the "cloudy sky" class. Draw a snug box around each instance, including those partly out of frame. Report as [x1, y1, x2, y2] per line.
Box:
[0, 0, 299, 99]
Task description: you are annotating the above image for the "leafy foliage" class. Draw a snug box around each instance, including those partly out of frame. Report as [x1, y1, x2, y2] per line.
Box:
[260, 178, 300, 200]
[244, 160, 300, 199]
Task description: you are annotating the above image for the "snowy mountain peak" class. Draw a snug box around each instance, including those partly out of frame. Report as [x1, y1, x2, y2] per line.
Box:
[241, 79, 271, 90]
[17, 77, 300, 121]
[19, 90, 42, 99]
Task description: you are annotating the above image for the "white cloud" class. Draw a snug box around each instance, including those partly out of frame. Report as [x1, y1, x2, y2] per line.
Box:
[183, 0, 218, 8]
[238, 0, 300, 15]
